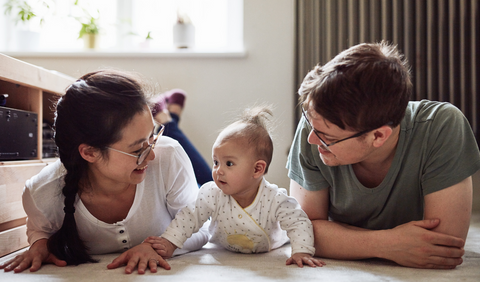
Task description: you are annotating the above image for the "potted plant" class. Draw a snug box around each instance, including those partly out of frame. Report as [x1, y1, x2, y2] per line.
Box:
[3, 0, 50, 50]
[139, 31, 153, 49]
[73, 0, 100, 49]
[3, 0, 50, 25]
[77, 15, 100, 49]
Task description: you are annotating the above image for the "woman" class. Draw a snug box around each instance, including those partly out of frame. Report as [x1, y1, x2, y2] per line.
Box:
[0, 70, 208, 274]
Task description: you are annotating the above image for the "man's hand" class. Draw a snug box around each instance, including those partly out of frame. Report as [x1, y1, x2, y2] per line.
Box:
[380, 219, 465, 269]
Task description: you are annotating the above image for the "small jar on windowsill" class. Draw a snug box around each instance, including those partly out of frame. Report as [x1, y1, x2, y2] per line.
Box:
[173, 10, 195, 49]
[173, 23, 195, 49]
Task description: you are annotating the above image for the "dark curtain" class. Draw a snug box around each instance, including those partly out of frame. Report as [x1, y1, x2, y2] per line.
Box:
[295, 0, 480, 142]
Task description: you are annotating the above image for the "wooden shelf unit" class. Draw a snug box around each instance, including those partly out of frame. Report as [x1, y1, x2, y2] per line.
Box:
[0, 53, 74, 257]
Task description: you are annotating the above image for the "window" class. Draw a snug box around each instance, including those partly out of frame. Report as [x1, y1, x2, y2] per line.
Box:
[0, 0, 243, 53]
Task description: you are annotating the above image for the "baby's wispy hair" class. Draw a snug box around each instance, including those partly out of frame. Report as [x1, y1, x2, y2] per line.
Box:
[221, 104, 274, 173]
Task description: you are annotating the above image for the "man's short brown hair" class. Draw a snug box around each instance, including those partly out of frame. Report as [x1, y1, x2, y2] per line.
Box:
[299, 41, 412, 131]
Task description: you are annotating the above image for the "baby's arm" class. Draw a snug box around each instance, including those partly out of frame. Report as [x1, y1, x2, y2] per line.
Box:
[143, 237, 178, 259]
[275, 193, 325, 267]
[286, 253, 326, 268]
[146, 185, 215, 259]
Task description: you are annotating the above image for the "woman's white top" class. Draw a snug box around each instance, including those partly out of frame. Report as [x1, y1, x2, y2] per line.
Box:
[23, 136, 209, 255]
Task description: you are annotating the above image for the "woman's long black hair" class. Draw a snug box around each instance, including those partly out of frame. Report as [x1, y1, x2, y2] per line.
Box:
[47, 70, 150, 265]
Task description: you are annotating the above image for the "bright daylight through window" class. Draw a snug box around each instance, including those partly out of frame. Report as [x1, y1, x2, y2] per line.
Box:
[0, 0, 243, 53]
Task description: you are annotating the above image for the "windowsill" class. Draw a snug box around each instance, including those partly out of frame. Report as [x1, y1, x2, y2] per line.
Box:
[0, 47, 247, 58]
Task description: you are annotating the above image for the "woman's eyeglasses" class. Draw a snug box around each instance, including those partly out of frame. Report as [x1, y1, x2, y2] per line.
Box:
[107, 124, 165, 165]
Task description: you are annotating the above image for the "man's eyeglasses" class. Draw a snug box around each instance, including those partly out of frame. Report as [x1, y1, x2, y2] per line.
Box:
[300, 103, 372, 152]
[107, 124, 165, 165]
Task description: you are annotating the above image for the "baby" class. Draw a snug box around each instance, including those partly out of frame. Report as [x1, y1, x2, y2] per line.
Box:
[145, 106, 325, 268]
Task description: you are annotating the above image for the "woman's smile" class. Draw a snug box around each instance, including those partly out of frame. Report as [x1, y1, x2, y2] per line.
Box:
[134, 164, 148, 172]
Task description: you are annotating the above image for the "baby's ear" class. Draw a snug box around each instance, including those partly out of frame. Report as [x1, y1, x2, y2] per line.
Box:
[253, 160, 267, 178]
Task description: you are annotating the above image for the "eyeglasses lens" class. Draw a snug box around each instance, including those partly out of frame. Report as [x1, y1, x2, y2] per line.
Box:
[137, 147, 151, 165]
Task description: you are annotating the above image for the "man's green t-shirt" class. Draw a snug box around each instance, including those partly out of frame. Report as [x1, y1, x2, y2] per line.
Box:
[287, 100, 480, 230]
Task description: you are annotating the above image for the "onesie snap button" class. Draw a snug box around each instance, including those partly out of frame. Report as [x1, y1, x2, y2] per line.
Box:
[238, 214, 242, 219]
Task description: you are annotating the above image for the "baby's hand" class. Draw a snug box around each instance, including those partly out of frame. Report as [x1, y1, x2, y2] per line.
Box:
[286, 253, 326, 268]
[143, 236, 177, 259]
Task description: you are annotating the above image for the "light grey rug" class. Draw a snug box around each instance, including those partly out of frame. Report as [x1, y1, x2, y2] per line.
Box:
[2, 214, 479, 282]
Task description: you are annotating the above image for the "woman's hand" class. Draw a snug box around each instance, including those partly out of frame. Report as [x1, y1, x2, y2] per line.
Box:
[143, 236, 178, 259]
[379, 219, 465, 269]
[286, 253, 326, 268]
[0, 239, 67, 273]
[107, 242, 170, 274]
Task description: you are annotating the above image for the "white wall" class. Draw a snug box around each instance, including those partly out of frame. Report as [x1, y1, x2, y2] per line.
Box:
[14, 0, 296, 189]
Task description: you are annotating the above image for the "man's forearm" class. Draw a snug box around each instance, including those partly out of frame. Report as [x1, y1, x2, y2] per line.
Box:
[312, 219, 384, 259]
[312, 218, 466, 269]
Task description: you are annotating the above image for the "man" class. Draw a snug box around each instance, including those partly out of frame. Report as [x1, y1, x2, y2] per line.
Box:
[287, 41, 480, 269]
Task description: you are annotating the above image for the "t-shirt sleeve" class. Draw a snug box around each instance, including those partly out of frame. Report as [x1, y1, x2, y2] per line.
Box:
[286, 116, 330, 191]
[421, 103, 480, 195]
[22, 161, 65, 245]
[163, 142, 201, 217]
[23, 187, 56, 245]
